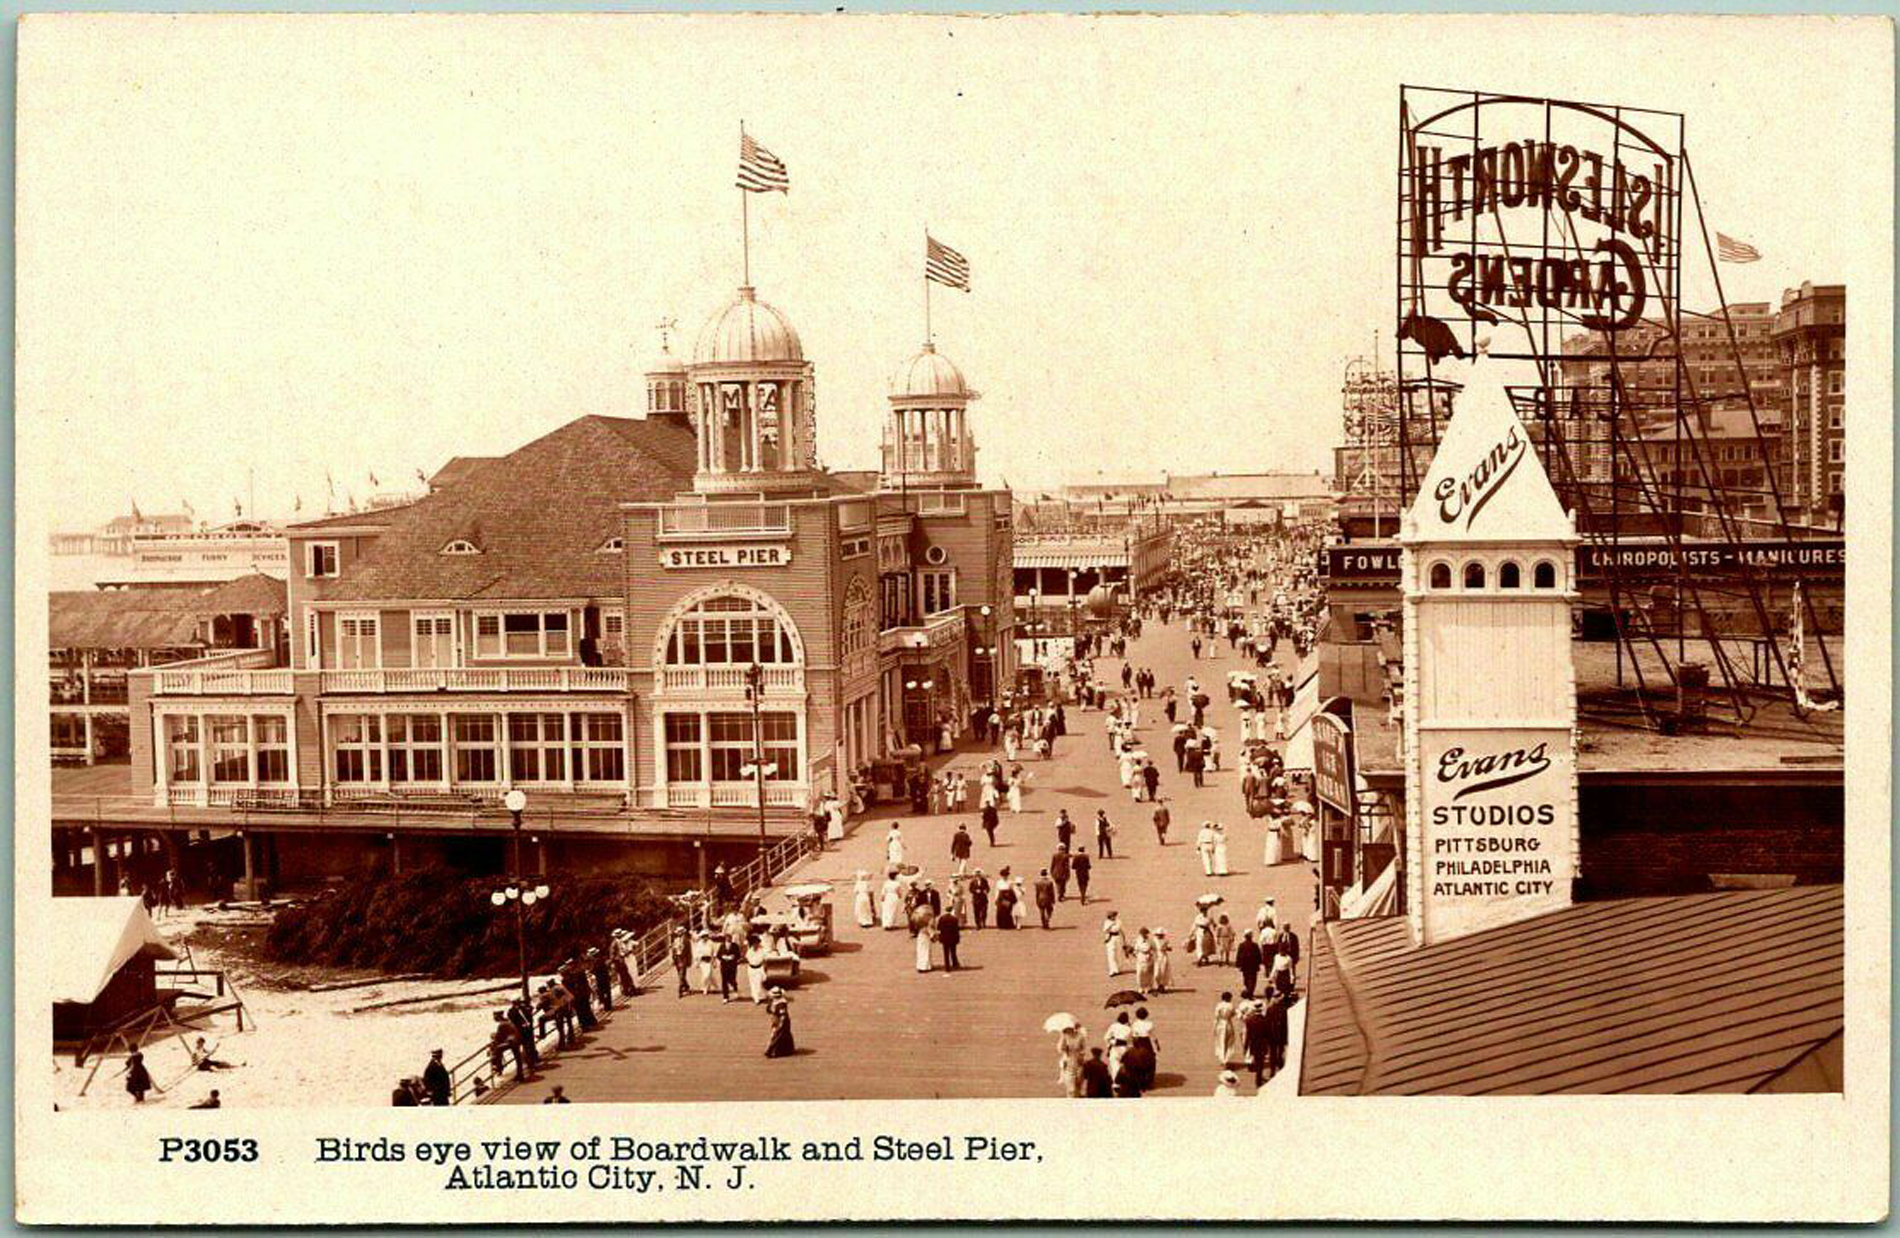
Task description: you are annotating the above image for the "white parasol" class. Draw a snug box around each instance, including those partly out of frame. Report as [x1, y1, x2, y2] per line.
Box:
[1195, 893, 1225, 909]
[1290, 800, 1315, 815]
[782, 882, 834, 900]
[1042, 1012, 1080, 1033]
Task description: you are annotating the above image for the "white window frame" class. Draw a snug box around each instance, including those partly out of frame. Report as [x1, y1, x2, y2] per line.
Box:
[475, 609, 573, 660]
[920, 568, 957, 616]
[576, 711, 627, 784]
[306, 541, 339, 579]
[337, 611, 382, 670]
[440, 539, 481, 555]
[411, 611, 457, 669]
[304, 609, 322, 670]
[387, 713, 447, 785]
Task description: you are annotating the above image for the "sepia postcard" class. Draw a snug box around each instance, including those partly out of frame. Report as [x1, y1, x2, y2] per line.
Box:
[12, 10, 1892, 1223]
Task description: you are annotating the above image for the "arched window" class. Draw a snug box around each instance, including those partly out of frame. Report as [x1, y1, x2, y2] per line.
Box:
[1533, 560, 1559, 589]
[662, 594, 798, 666]
[440, 539, 480, 555]
[596, 537, 625, 554]
[1463, 561, 1487, 589]
[1498, 561, 1522, 589]
[1429, 561, 1452, 590]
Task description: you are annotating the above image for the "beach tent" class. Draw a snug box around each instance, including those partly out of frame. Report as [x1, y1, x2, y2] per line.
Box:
[51, 897, 176, 1041]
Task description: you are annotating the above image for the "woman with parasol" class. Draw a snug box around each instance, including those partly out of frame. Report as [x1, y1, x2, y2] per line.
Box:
[1124, 1006, 1159, 1090]
[909, 897, 936, 973]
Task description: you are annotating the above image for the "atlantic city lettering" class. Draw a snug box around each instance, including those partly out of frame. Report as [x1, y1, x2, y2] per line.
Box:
[1410, 136, 1672, 331]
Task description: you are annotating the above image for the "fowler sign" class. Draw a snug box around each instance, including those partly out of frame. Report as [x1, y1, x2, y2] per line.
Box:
[1418, 730, 1575, 941]
[660, 545, 793, 569]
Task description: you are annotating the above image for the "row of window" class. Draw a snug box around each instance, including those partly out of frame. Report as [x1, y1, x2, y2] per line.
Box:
[318, 608, 625, 669]
[165, 715, 293, 785]
[662, 711, 798, 784]
[332, 712, 627, 785]
[1425, 560, 1560, 591]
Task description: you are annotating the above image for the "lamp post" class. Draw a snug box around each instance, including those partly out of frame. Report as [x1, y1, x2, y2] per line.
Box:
[491, 787, 547, 1006]
[977, 603, 996, 715]
[743, 662, 769, 859]
[1028, 586, 1041, 661]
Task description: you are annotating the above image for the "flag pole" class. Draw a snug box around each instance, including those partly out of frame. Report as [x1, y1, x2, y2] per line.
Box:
[923, 227, 932, 345]
[740, 122, 751, 286]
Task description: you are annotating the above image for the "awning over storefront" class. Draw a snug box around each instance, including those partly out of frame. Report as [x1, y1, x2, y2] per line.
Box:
[1300, 883, 1843, 1095]
[1277, 667, 1323, 769]
[1012, 550, 1127, 571]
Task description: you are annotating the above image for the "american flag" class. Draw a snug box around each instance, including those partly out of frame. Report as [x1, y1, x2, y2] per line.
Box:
[736, 133, 790, 194]
[1716, 232, 1762, 263]
[926, 235, 971, 291]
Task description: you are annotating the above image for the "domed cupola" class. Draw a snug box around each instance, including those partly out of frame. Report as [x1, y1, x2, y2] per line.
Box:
[883, 341, 979, 489]
[643, 320, 692, 430]
[686, 287, 819, 494]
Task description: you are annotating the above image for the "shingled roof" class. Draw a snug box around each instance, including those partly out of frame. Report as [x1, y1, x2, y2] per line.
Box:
[1301, 884, 1843, 1095]
[310, 416, 697, 602]
[49, 574, 287, 648]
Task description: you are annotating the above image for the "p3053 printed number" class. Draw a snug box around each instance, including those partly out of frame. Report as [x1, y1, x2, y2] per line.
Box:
[159, 1137, 258, 1163]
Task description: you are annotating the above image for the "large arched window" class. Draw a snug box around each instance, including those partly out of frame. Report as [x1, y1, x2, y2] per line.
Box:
[663, 593, 798, 666]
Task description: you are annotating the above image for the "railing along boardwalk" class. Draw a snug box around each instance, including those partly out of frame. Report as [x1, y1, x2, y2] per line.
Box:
[447, 832, 821, 1104]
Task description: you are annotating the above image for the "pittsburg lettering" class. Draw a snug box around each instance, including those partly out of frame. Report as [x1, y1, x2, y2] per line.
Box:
[1411, 135, 1669, 331]
[1428, 741, 1560, 897]
[1433, 425, 1526, 531]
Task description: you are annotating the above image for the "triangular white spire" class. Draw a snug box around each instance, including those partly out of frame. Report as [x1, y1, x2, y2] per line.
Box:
[1403, 361, 1572, 545]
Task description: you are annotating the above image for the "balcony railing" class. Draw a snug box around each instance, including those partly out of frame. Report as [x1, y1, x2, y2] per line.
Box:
[658, 503, 791, 536]
[143, 648, 286, 695]
[655, 664, 803, 695]
[319, 667, 632, 694]
[665, 782, 806, 809]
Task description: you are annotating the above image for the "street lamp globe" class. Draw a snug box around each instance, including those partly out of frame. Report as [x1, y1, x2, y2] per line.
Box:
[490, 891, 507, 907]
[503, 788, 528, 814]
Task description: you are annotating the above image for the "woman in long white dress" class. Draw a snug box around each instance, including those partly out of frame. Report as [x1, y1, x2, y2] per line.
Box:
[886, 826, 905, 868]
[1212, 823, 1231, 876]
[879, 875, 905, 929]
[1006, 774, 1025, 814]
[1264, 812, 1285, 866]
[1003, 729, 1020, 762]
[1213, 992, 1239, 1066]
[1057, 1024, 1087, 1097]
[852, 872, 876, 928]
[1104, 1014, 1133, 1078]
[1152, 931, 1174, 992]
[1103, 913, 1127, 976]
[827, 799, 846, 844]
[912, 906, 934, 973]
[1132, 929, 1156, 991]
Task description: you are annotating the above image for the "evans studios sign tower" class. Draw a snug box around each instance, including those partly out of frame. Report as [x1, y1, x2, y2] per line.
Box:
[1399, 368, 1582, 946]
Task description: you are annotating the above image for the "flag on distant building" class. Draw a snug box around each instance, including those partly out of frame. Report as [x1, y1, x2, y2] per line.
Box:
[181, 498, 194, 517]
[369, 471, 380, 487]
[233, 497, 242, 517]
[926, 235, 971, 291]
[415, 467, 428, 484]
[130, 500, 143, 521]
[294, 495, 303, 513]
[1716, 233, 1762, 263]
[737, 132, 790, 194]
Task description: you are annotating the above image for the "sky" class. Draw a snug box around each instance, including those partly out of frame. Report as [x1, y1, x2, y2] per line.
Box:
[16, 12, 1891, 529]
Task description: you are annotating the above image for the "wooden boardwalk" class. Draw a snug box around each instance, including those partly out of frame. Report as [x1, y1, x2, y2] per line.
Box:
[503, 616, 1315, 1102]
